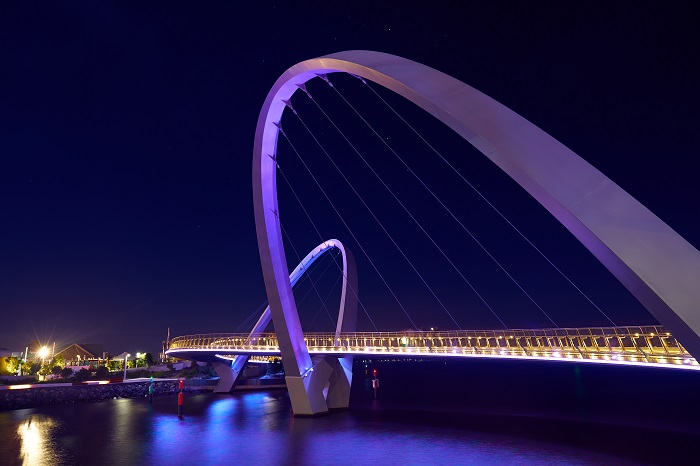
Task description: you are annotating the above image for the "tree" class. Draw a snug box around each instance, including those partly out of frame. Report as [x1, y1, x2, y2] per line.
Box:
[38, 364, 53, 376]
[29, 362, 41, 375]
[50, 354, 65, 369]
[137, 353, 155, 367]
[107, 360, 120, 371]
[52, 366, 62, 376]
[4, 357, 18, 375]
[73, 368, 91, 382]
[61, 367, 74, 378]
[94, 365, 109, 380]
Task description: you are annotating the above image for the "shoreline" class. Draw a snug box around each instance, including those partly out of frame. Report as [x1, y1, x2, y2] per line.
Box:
[0, 378, 287, 411]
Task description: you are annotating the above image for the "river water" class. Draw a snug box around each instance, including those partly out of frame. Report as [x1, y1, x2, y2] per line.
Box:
[2, 359, 698, 465]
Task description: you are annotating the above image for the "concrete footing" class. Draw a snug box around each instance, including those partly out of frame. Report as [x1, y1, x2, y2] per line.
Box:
[211, 361, 240, 393]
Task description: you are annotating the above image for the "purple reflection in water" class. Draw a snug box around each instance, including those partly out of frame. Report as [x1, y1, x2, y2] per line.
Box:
[0, 390, 636, 465]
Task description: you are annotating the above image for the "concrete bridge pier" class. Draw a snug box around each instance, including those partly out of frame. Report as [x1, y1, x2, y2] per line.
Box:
[285, 355, 354, 415]
[286, 356, 334, 416]
[212, 354, 353, 412]
[212, 353, 253, 393]
[210, 354, 354, 414]
[212, 360, 241, 393]
[324, 355, 354, 411]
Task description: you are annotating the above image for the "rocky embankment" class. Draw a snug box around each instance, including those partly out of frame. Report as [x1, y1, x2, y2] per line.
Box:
[0, 382, 203, 411]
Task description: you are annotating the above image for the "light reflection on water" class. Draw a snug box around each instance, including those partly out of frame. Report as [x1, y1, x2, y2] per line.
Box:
[148, 392, 293, 464]
[0, 391, 635, 465]
[16, 415, 61, 466]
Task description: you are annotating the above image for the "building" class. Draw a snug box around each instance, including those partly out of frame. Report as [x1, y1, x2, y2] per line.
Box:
[54, 343, 105, 366]
[27, 341, 106, 366]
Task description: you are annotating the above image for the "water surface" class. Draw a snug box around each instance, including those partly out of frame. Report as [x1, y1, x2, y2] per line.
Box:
[2, 359, 698, 465]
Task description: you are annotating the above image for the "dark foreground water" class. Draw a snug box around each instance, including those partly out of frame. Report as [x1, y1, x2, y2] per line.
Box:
[2, 359, 699, 465]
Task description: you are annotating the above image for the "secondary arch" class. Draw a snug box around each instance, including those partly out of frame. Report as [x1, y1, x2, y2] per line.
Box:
[224, 239, 357, 386]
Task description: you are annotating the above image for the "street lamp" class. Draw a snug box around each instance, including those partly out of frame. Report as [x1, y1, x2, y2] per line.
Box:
[123, 354, 130, 381]
[38, 346, 49, 365]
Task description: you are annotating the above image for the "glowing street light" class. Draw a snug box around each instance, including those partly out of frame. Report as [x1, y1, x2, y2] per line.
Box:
[123, 354, 130, 382]
[38, 346, 49, 364]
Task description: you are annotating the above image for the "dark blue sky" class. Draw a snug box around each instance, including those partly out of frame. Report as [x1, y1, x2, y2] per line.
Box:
[1, 2, 698, 356]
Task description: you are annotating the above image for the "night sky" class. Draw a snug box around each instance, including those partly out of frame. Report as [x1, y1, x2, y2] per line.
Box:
[1, 2, 698, 357]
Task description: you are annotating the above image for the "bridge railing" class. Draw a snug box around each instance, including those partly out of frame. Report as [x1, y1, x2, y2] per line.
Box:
[167, 326, 696, 367]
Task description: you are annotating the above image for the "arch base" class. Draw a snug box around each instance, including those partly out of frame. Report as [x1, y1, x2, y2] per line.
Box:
[287, 356, 334, 416]
[324, 356, 354, 410]
[287, 355, 354, 416]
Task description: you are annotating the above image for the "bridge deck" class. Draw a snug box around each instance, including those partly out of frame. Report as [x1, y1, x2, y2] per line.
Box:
[167, 325, 699, 370]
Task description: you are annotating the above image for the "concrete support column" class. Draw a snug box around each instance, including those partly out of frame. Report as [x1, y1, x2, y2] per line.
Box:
[285, 356, 333, 416]
[212, 360, 241, 394]
[324, 356, 353, 411]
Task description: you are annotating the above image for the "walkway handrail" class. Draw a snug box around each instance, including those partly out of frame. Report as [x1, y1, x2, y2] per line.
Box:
[168, 325, 693, 363]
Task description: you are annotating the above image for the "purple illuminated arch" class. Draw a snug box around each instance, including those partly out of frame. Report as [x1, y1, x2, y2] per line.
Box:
[248, 239, 357, 338]
[226, 239, 357, 383]
[254, 50, 700, 414]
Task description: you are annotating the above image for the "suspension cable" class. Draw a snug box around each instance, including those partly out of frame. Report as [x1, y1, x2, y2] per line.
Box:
[282, 245, 340, 324]
[234, 257, 330, 333]
[297, 91, 505, 329]
[324, 78, 557, 328]
[278, 165, 379, 331]
[235, 229, 338, 333]
[355, 76, 616, 327]
[280, 222, 337, 327]
[277, 125, 418, 329]
[291, 110, 464, 330]
[308, 273, 343, 330]
[234, 299, 270, 333]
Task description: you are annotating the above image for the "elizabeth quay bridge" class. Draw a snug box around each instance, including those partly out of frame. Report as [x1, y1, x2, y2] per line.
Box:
[167, 51, 700, 417]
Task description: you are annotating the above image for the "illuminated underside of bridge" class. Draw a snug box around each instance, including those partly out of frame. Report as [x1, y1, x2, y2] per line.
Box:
[167, 325, 699, 371]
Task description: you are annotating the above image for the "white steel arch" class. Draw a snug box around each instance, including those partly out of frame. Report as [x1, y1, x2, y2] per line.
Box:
[253, 50, 700, 416]
[247, 239, 358, 340]
[213, 239, 357, 410]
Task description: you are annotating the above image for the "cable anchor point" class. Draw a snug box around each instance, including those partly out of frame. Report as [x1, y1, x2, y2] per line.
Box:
[272, 121, 286, 136]
[295, 83, 312, 99]
[281, 99, 297, 115]
[316, 73, 334, 87]
[348, 73, 367, 85]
